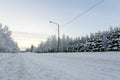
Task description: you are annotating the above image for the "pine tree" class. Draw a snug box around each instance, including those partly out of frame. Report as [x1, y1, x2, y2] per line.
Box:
[109, 28, 120, 51]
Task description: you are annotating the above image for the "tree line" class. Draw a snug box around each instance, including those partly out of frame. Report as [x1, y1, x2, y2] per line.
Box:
[28, 26, 120, 53]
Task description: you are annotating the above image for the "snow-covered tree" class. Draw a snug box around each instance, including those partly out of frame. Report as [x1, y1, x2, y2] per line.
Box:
[34, 35, 72, 53]
[0, 24, 20, 53]
[108, 27, 120, 51]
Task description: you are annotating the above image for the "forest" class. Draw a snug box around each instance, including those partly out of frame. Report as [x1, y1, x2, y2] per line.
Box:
[27, 26, 120, 53]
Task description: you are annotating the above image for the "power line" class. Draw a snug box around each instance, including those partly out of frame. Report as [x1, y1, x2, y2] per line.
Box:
[51, 0, 104, 34]
[61, 0, 104, 28]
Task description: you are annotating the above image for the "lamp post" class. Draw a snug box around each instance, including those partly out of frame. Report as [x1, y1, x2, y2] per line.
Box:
[49, 21, 60, 52]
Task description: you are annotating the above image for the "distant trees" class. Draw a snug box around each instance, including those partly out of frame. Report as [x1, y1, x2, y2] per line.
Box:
[30, 26, 120, 53]
[0, 24, 20, 53]
[33, 35, 72, 53]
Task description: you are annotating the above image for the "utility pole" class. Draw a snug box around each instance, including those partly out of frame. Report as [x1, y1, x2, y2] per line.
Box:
[58, 24, 59, 52]
[49, 21, 60, 52]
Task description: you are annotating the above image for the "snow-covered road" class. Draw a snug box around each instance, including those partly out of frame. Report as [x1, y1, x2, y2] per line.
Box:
[0, 52, 120, 80]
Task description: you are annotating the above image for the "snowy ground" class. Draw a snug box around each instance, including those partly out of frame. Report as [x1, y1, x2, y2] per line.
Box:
[0, 52, 120, 80]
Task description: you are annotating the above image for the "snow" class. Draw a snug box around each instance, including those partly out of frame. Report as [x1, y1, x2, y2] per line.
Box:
[0, 52, 120, 80]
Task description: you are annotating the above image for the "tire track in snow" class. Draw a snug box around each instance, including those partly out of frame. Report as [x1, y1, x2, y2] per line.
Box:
[0, 53, 29, 80]
[21, 53, 78, 80]
[21, 54, 63, 80]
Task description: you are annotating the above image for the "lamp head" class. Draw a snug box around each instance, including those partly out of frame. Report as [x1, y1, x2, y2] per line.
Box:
[49, 21, 52, 23]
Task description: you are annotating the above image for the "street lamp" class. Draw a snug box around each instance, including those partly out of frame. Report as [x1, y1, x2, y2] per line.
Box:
[49, 21, 60, 52]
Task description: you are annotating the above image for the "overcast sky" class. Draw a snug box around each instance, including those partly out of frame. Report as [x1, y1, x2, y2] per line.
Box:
[0, 0, 120, 50]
